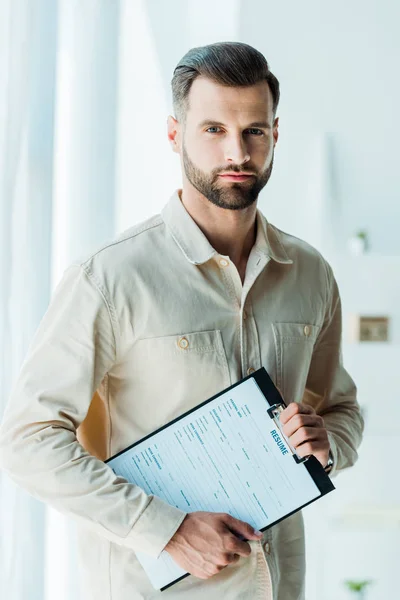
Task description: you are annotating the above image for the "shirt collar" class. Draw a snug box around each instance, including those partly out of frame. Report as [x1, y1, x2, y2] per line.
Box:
[161, 190, 293, 266]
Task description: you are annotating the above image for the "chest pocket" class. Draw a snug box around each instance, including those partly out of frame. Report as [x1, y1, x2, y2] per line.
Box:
[132, 330, 231, 430]
[272, 322, 321, 404]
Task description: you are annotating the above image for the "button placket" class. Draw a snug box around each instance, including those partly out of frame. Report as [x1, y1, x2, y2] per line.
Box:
[239, 253, 270, 377]
[241, 305, 261, 379]
[217, 255, 243, 324]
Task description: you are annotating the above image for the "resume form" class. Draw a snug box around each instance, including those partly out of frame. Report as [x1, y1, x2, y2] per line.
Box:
[106, 370, 333, 590]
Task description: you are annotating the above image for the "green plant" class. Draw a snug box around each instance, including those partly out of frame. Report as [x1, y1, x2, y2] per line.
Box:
[344, 579, 373, 594]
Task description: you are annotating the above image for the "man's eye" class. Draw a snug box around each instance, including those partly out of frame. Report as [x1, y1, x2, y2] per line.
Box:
[205, 127, 263, 135]
[246, 128, 263, 136]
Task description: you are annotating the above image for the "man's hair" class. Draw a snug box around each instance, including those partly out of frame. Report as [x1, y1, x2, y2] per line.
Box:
[171, 41, 280, 124]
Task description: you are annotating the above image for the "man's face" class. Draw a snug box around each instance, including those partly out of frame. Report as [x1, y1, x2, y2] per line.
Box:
[172, 77, 278, 210]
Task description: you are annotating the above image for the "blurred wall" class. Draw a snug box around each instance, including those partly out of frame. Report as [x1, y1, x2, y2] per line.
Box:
[117, 0, 400, 256]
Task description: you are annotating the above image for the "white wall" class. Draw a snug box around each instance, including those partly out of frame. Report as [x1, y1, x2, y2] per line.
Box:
[304, 255, 400, 599]
[238, 0, 400, 256]
[118, 0, 400, 255]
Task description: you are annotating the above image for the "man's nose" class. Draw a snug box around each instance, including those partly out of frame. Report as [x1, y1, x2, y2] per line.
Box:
[224, 134, 251, 165]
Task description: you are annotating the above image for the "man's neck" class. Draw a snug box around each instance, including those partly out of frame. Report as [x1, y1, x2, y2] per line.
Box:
[179, 187, 258, 276]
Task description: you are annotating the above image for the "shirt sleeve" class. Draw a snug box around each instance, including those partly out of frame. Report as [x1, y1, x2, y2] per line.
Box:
[0, 264, 186, 557]
[302, 260, 364, 478]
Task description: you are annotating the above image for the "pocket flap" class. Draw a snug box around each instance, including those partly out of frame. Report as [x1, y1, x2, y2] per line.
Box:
[272, 322, 321, 342]
[138, 329, 225, 354]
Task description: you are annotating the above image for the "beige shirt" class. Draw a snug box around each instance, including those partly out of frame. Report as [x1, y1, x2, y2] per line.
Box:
[0, 190, 363, 600]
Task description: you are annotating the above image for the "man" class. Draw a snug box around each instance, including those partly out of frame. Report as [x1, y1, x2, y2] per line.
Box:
[0, 42, 363, 599]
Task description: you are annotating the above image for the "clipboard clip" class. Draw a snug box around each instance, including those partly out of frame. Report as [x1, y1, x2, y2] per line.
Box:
[267, 403, 308, 464]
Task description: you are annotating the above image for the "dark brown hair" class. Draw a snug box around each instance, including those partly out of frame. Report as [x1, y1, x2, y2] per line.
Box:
[171, 41, 280, 123]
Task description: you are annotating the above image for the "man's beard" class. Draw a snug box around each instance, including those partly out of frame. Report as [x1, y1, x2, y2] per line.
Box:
[182, 142, 274, 211]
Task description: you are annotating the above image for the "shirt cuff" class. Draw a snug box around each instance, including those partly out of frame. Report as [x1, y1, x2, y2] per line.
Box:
[125, 495, 187, 558]
[326, 431, 339, 478]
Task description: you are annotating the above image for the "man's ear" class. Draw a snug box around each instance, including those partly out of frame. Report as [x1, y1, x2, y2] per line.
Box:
[273, 116, 279, 145]
[167, 115, 181, 154]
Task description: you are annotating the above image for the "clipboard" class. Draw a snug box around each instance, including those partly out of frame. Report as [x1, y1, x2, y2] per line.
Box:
[105, 367, 335, 591]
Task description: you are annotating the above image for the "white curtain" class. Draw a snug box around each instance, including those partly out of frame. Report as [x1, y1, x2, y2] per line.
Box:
[0, 1, 119, 598]
[0, 2, 57, 599]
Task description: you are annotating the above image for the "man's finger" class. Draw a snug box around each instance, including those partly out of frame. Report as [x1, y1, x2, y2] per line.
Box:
[226, 538, 252, 558]
[289, 426, 323, 449]
[226, 553, 241, 564]
[295, 439, 327, 458]
[282, 413, 324, 437]
[279, 402, 315, 424]
[223, 514, 263, 541]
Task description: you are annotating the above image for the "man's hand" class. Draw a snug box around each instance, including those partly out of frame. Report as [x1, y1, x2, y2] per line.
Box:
[279, 402, 330, 468]
[164, 511, 263, 579]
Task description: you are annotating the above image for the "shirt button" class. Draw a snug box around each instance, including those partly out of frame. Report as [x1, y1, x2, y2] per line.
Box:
[219, 258, 229, 268]
[263, 541, 271, 554]
[304, 325, 311, 337]
[247, 367, 255, 375]
[178, 337, 189, 349]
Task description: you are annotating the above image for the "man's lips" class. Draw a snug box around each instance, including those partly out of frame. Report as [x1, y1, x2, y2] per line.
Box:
[218, 173, 255, 181]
